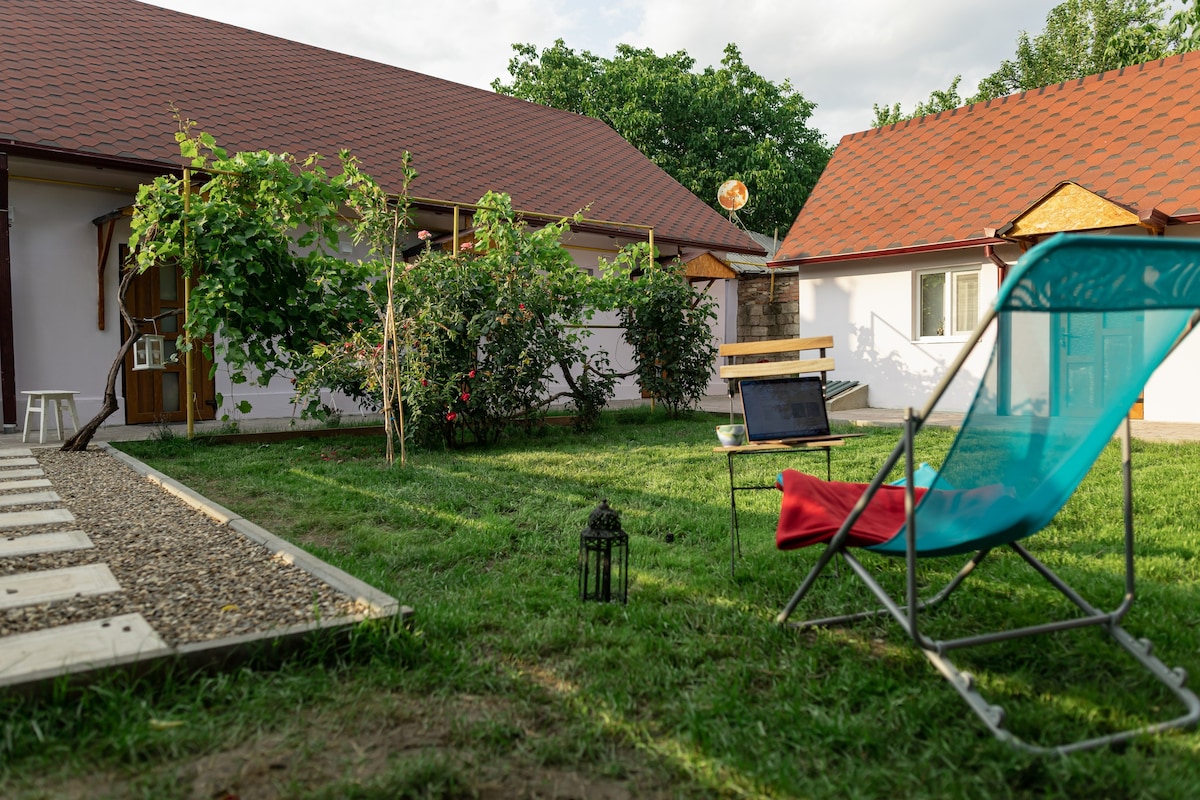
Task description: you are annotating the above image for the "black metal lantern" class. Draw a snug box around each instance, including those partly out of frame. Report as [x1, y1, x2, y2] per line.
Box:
[579, 499, 629, 604]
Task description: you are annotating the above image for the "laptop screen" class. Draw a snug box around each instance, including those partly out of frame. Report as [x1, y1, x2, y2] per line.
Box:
[740, 376, 830, 442]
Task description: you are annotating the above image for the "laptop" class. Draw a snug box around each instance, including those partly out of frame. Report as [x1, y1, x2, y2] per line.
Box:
[739, 376, 849, 444]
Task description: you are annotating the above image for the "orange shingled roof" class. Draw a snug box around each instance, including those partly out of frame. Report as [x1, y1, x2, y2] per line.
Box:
[773, 51, 1200, 265]
[0, 0, 763, 256]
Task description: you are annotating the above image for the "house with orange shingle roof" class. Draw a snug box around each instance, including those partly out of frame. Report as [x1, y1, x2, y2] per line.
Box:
[0, 0, 762, 432]
[770, 51, 1200, 423]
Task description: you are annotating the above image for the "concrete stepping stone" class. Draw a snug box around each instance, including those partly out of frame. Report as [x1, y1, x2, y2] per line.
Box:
[0, 448, 34, 457]
[0, 508, 74, 529]
[0, 613, 170, 682]
[0, 531, 93, 557]
[0, 478, 52, 491]
[0, 491, 60, 508]
[0, 468, 45, 479]
[0, 563, 119, 610]
[0, 458, 38, 467]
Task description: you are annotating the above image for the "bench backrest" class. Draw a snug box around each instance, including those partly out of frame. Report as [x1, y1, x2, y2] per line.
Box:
[718, 336, 834, 385]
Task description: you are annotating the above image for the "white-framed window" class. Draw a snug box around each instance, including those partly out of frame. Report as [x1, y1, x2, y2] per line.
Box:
[915, 267, 979, 339]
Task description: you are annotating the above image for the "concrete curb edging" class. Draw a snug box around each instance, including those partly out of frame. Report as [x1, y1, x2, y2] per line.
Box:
[99, 443, 410, 620]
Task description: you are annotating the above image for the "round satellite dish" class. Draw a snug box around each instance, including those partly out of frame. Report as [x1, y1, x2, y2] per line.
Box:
[717, 179, 749, 211]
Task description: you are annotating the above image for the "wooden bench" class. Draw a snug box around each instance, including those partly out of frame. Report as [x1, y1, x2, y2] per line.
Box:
[714, 336, 852, 576]
[718, 335, 835, 421]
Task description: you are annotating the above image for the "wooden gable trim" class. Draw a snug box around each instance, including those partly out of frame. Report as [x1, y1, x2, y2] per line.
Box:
[1006, 181, 1140, 238]
[684, 251, 737, 279]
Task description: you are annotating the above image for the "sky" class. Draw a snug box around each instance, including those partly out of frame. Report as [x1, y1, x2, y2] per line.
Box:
[145, 0, 1064, 145]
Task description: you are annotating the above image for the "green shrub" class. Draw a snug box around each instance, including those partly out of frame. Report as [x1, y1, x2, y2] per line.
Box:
[298, 193, 715, 448]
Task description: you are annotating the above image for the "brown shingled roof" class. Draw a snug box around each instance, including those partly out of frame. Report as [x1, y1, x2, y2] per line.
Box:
[773, 51, 1200, 265]
[0, 0, 763, 255]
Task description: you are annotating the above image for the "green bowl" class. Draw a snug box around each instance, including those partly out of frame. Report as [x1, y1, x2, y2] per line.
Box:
[716, 424, 746, 446]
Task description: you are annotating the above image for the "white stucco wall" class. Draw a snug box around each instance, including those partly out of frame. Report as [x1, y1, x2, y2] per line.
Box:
[796, 249, 1004, 413]
[5, 160, 734, 428]
[7, 163, 379, 428]
[547, 240, 730, 405]
[796, 230, 1200, 424]
[1141, 228, 1200, 423]
[8, 171, 134, 425]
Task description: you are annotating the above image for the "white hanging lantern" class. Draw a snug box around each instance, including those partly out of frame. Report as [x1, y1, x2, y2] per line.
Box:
[133, 322, 166, 371]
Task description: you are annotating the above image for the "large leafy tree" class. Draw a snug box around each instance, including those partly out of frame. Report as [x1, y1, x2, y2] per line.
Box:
[1106, 0, 1200, 63]
[872, 0, 1197, 128]
[493, 40, 830, 234]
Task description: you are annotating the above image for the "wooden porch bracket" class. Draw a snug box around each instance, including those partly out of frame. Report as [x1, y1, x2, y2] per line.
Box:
[91, 207, 130, 331]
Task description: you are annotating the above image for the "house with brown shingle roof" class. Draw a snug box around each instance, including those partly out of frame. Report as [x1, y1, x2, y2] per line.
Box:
[0, 0, 762, 430]
[770, 51, 1200, 422]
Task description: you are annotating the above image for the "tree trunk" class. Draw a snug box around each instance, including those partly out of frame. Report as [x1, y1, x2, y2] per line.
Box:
[61, 267, 141, 452]
[60, 333, 137, 451]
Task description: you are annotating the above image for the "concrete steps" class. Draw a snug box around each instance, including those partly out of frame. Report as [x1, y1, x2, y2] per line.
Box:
[0, 444, 407, 691]
[0, 446, 160, 685]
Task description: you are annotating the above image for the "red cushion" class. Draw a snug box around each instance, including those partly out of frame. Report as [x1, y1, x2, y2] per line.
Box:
[775, 469, 926, 550]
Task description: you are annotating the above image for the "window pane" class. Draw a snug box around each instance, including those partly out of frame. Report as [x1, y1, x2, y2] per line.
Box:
[953, 272, 979, 333]
[159, 264, 179, 302]
[161, 372, 180, 412]
[919, 273, 945, 337]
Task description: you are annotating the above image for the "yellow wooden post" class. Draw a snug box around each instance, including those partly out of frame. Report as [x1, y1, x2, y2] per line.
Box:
[183, 168, 194, 439]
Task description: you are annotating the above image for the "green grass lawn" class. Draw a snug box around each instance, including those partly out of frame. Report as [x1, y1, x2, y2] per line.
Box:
[4, 409, 1200, 799]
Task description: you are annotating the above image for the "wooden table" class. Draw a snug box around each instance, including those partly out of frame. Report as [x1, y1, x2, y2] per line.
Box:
[714, 438, 859, 576]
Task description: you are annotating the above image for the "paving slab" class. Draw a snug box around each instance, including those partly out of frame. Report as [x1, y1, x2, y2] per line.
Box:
[0, 478, 52, 491]
[0, 458, 39, 467]
[0, 564, 121, 610]
[0, 448, 34, 457]
[0, 490, 61, 508]
[0, 613, 170, 682]
[0, 508, 75, 529]
[0, 531, 93, 558]
[0, 468, 45, 479]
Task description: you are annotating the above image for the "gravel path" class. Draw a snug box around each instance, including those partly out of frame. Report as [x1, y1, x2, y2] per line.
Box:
[1, 448, 358, 645]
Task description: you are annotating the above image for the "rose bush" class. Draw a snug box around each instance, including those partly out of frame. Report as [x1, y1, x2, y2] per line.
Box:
[297, 193, 717, 449]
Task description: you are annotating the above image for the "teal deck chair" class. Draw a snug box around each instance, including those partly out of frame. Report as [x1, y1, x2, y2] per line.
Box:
[775, 234, 1200, 755]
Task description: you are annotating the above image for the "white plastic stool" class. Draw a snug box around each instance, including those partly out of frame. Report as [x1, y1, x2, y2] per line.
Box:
[21, 391, 81, 444]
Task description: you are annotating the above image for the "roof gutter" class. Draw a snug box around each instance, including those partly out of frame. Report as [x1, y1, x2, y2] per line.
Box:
[768, 236, 1003, 268]
[0, 140, 179, 177]
[983, 243, 1011, 284]
[7, 141, 769, 257]
[410, 197, 767, 257]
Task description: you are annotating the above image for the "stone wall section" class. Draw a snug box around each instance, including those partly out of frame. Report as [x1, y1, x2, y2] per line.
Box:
[735, 273, 800, 351]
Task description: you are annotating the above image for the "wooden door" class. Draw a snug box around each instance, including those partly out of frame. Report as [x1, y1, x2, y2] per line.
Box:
[122, 260, 216, 424]
[1054, 310, 1144, 419]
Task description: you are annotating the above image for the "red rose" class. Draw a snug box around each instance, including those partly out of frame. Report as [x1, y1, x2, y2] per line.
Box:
[446, 411, 457, 421]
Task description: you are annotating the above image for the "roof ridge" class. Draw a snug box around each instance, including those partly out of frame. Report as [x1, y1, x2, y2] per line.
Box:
[847, 49, 1200, 144]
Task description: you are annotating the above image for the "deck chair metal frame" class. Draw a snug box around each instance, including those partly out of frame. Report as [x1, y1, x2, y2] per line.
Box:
[776, 234, 1200, 755]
